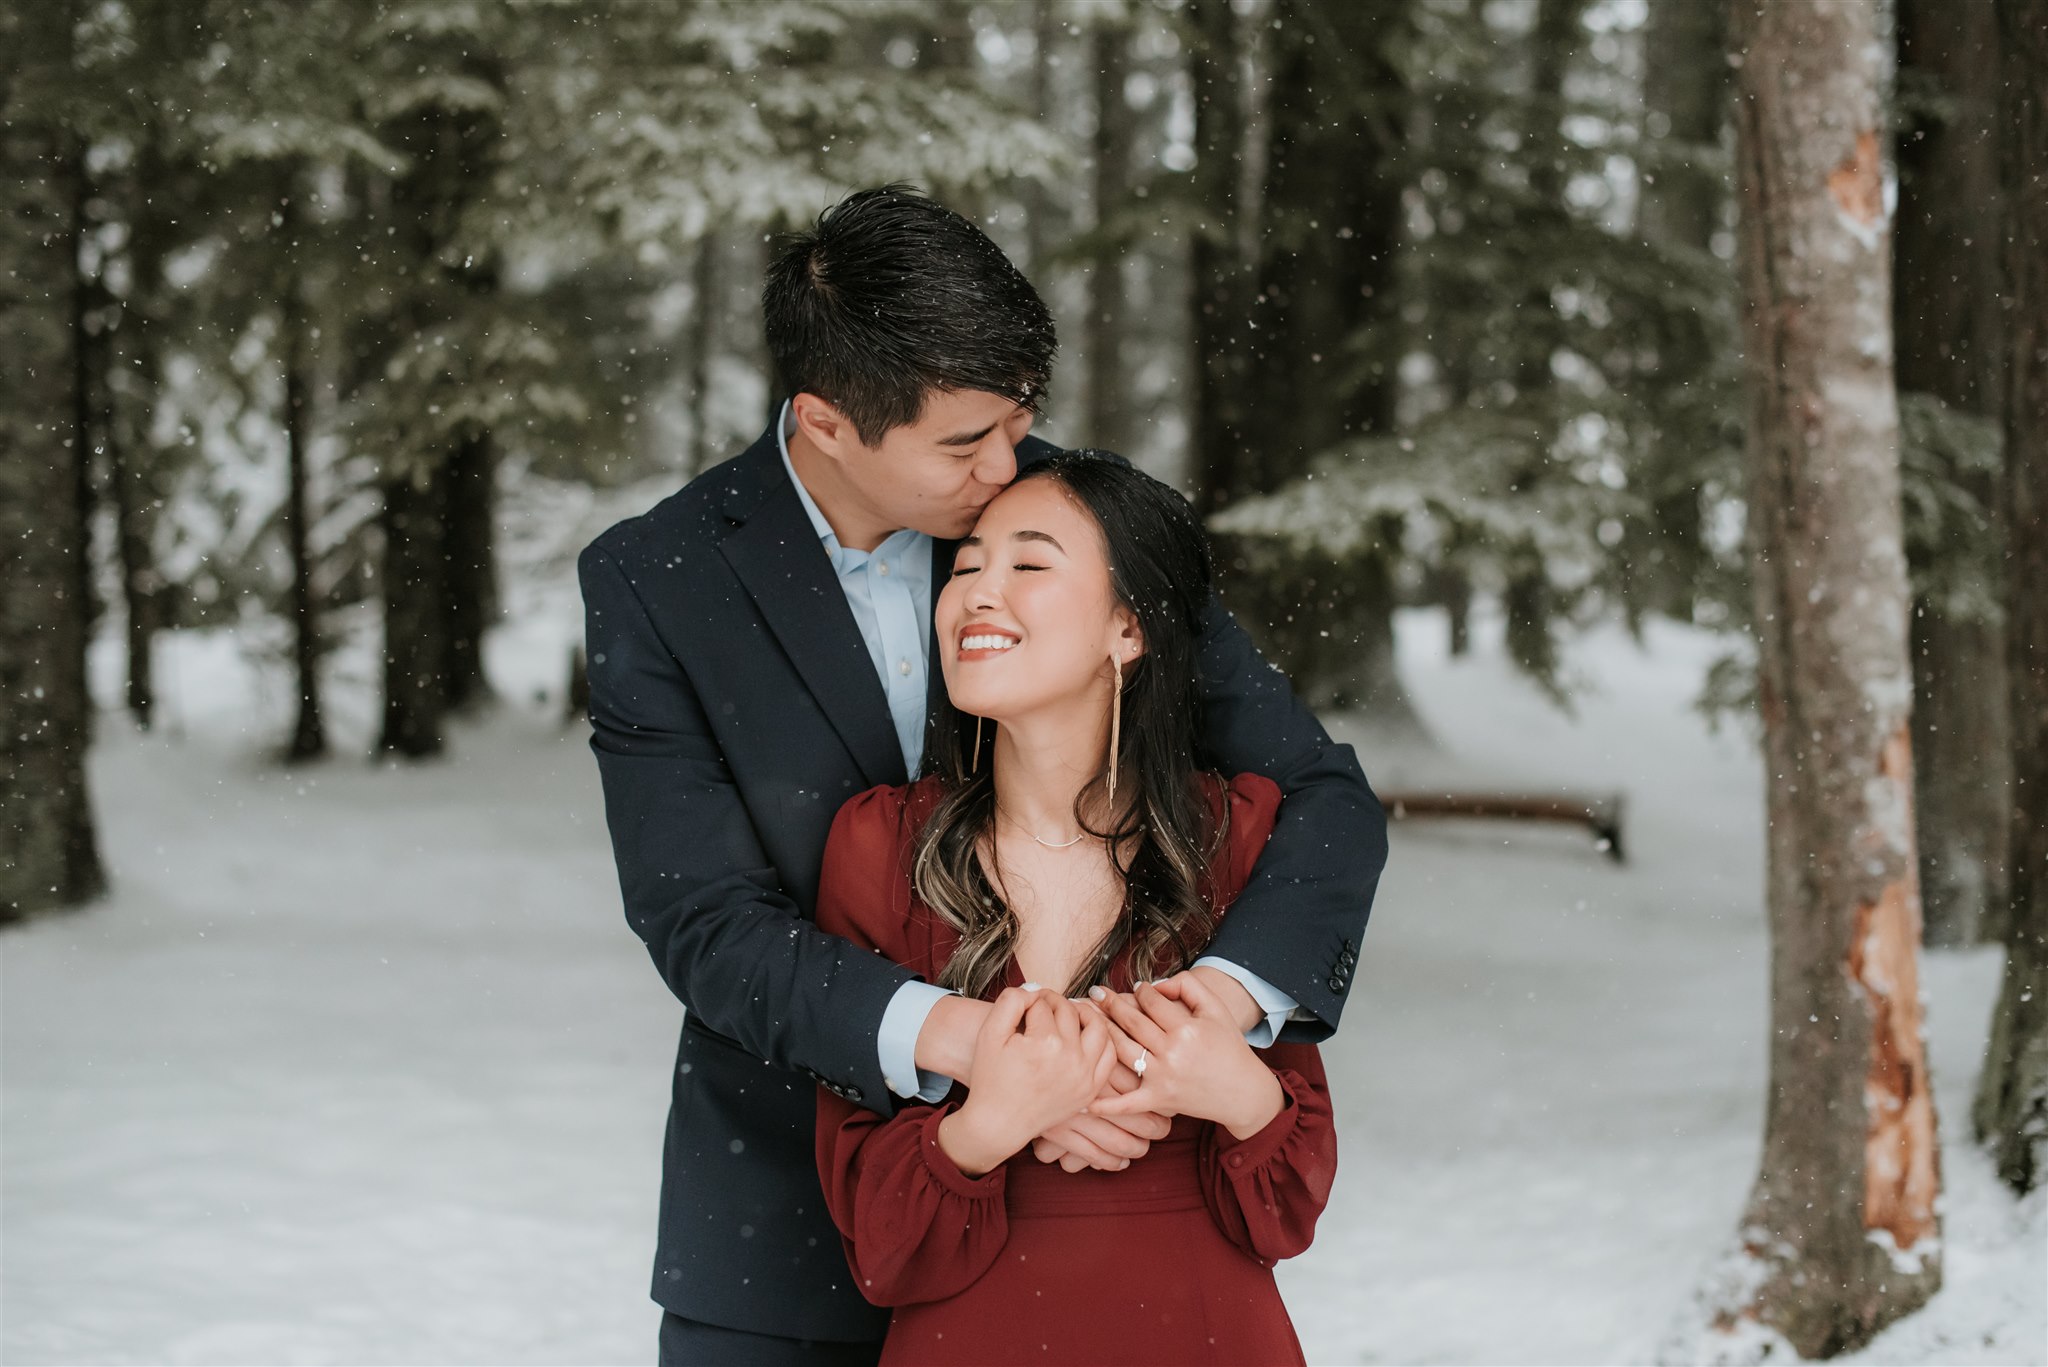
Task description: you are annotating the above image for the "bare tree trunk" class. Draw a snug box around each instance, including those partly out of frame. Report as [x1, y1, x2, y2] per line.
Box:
[1187, 0, 1254, 517]
[1718, 0, 1942, 1351]
[1972, 0, 2048, 1197]
[279, 188, 325, 762]
[1895, 0, 2010, 947]
[1636, 0, 1729, 613]
[68, 137, 102, 735]
[1, 0, 108, 918]
[440, 427, 495, 714]
[1085, 18, 1134, 455]
[378, 463, 448, 757]
[687, 231, 717, 477]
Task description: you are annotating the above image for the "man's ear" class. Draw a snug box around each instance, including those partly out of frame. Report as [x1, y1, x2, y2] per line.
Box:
[791, 392, 857, 457]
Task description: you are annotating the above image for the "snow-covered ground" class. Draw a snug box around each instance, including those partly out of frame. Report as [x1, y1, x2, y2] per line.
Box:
[3, 606, 2041, 1366]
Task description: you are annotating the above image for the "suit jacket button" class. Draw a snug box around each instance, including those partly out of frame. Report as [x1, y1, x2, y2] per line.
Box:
[1327, 976, 1344, 993]
[845, 1086, 862, 1102]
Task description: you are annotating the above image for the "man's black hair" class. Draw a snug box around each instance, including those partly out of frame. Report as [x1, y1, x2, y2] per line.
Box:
[763, 184, 1057, 446]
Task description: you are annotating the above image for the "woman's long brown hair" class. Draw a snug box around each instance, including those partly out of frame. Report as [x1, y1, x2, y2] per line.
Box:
[911, 452, 1229, 999]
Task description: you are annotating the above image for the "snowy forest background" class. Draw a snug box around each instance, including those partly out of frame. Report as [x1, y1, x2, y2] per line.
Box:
[3, 0, 2045, 1364]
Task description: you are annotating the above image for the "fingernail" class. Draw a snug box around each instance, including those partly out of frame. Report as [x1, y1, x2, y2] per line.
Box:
[1118, 1159, 1131, 1170]
[1021, 981, 1042, 991]
[1088, 986, 1107, 1001]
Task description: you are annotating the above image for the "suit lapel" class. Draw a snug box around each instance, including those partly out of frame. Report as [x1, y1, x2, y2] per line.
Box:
[719, 445, 905, 789]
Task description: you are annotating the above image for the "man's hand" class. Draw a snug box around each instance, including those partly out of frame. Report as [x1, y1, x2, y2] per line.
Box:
[1185, 964, 1264, 1035]
[915, 992, 991, 1086]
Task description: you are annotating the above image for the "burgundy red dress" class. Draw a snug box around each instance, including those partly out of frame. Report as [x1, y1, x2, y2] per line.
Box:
[814, 772, 1335, 1367]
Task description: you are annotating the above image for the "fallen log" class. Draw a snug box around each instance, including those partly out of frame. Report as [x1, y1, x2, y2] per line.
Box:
[1378, 790, 1626, 863]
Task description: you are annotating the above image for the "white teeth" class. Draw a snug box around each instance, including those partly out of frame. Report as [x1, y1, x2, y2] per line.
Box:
[961, 635, 1017, 652]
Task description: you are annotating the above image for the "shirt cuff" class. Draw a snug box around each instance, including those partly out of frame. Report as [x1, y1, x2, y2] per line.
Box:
[879, 978, 958, 1102]
[1193, 955, 1302, 1049]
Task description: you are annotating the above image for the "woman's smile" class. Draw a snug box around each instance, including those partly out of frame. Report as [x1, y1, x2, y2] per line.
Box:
[957, 625, 1023, 661]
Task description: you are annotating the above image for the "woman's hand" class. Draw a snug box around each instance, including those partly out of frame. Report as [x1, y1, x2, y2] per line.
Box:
[938, 987, 1117, 1176]
[1087, 974, 1284, 1140]
[1031, 1004, 1173, 1172]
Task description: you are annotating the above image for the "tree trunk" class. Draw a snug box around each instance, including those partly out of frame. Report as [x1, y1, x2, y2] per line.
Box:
[1636, 0, 1729, 614]
[1085, 20, 1134, 456]
[280, 189, 325, 762]
[1251, 0, 1405, 480]
[440, 428, 495, 714]
[1719, 1, 1942, 1352]
[1187, 0, 1254, 517]
[1972, 0, 2048, 1197]
[1212, 0, 1419, 729]
[687, 230, 718, 477]
[377, 463, 449, 757]
[1641, 0, 1729, 250]
[68, 136, 102, 737]
[1, 0, 108, 918]
[1895, 0, 2010, 948]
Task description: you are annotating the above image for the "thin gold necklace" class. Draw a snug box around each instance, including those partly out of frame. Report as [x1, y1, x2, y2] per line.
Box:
[996, 805, 1090, 849]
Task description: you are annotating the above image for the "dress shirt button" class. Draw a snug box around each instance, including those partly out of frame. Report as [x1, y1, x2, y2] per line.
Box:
[898, 658, 912, 677]
[876, 561, 889, 576]
[1228, 1153, 1245, 1169]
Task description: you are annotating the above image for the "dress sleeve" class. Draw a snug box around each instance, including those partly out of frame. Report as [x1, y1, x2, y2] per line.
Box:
[1197, 772, 1337, 1263]
[813, 785, 1013, 1306]
[1197, 1042, 1336, 1264]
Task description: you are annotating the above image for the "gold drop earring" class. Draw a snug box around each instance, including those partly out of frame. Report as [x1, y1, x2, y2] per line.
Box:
[1107, 652, 1123, 800]
[972, 715, 984, 774]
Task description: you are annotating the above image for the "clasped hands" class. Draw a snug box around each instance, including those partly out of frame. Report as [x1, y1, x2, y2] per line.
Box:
[933, 969, 1284, 1179]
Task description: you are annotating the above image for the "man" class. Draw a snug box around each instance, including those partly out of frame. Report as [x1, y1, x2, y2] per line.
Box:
[580, 185, 1386, 1366]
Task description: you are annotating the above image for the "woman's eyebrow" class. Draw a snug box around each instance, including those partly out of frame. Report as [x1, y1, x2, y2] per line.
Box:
[956, 530, 1064, 551]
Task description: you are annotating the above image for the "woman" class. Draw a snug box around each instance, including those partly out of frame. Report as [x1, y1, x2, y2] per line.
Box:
[812, 452, 1334, 1366]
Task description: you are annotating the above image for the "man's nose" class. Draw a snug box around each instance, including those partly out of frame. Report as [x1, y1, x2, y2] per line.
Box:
[974, 435, 1018, 488]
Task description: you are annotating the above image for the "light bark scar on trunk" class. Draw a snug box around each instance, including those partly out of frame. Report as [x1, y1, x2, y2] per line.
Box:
[1848, 723, 1938, 1250]
[1828, 129, 1884, 224]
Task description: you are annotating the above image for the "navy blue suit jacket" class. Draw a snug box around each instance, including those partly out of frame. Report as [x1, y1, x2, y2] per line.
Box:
[579, 423, 1386, 1340]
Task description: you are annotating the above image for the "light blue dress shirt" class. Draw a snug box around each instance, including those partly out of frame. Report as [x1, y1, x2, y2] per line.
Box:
[775, 404, 1301, 1102]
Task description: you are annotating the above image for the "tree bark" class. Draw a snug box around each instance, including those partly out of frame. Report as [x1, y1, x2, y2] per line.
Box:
[1211, 0, 1419, 728]
[1894, 0, 2009, 947]
[1186, 0, 1254, 517]
[1641, 0, 1729, 251]
[1085, 19, 1134, 456]
[440, 427, 496, 714]
[687, 230, 718, 477]
[1, 0, 108, 918]
[1720, 0, 1942, 1352]
[280, 188, 325, 762]
[372, 41, 503, 754]
[377, 462, 449, 757]
[1636, 0, 1730, 613]
[1972, 0, 2048, 1197]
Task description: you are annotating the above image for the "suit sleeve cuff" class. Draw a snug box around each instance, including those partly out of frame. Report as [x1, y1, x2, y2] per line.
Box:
[1194, 955, 1301, 1049]
[879, 979, 958, 1102]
